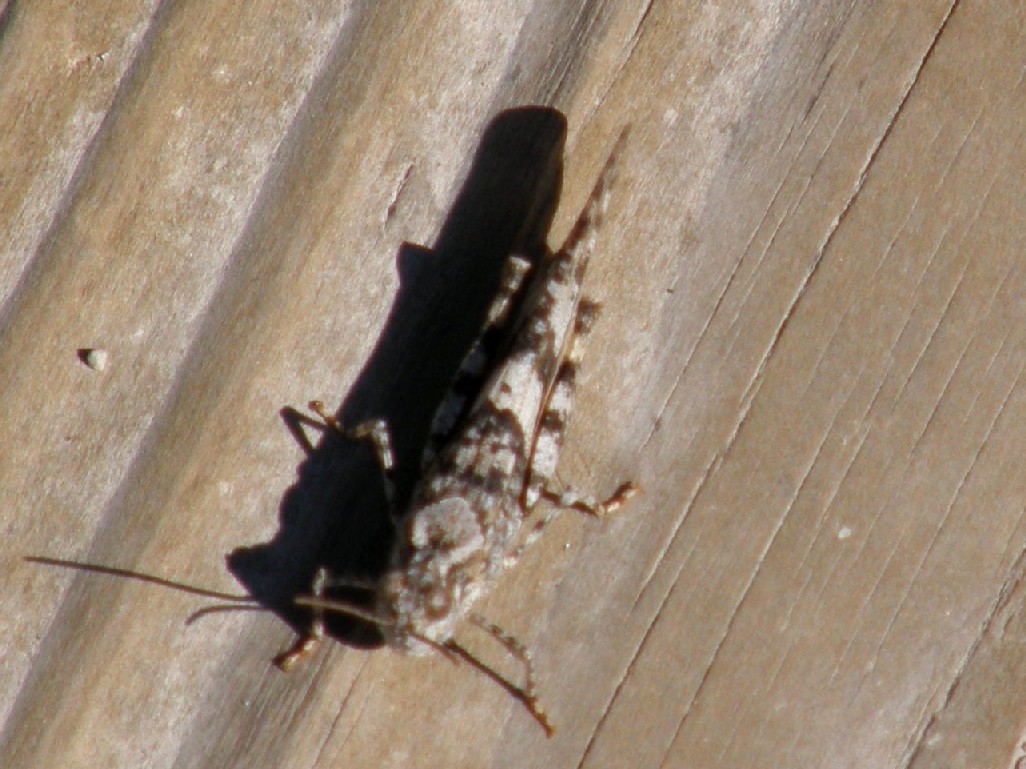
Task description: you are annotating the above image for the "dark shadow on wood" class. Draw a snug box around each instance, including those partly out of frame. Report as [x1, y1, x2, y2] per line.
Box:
[227, 106, 567, 650]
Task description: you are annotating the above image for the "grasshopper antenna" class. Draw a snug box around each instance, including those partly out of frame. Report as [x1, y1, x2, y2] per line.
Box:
[25, 556, 257, 604]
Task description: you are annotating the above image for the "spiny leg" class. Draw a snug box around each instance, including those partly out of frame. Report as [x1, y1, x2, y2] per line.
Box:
[309, 400, 398, 525]
[278, 404, 397, 669]
[505, 479, 640, 571]
[470, 613, 539, 702]
[524, 298, 602, 508]
[539, 479, 640, 518]
[379, 622, 552, 735]
[522, 125, 632, 507]
[512, 298, 638, 564]
[275, 567, 328, 671]
[278, 570, 385, 671]
[520, 126, 632, 507]
[281, 406, 400, 672]
[464, 612, 553, 737]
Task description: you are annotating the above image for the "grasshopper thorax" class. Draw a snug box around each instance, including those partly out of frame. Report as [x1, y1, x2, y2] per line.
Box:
[378, 496, 486, 653]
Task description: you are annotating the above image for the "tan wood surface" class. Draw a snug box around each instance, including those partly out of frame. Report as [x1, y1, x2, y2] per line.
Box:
[3, 1, 1026, 767]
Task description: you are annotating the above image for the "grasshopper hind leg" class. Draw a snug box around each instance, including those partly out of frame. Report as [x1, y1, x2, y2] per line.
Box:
[523, 297, 602, 508]
[510, 299, 638, 565]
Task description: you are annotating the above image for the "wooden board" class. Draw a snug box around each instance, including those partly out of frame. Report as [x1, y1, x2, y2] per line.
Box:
[4, 1, 1026, 766]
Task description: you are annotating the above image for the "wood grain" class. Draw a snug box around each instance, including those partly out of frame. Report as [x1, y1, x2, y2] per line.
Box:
[4, 1, 1026, 767]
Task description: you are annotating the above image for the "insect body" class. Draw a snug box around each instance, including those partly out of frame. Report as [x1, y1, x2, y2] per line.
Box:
[291, 129, 637, 735]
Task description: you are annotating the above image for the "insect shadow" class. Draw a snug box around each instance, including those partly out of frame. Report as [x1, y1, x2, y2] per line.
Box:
[226, 106, 568, 653]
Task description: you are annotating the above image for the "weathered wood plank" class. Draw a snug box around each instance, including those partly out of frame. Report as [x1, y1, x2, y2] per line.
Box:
[4, 1, 1026, 767]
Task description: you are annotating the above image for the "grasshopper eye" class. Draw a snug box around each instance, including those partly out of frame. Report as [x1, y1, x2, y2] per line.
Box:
[423, 583, 453, 619]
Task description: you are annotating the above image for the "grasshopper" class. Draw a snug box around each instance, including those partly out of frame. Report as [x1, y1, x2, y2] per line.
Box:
[288, 129, 637, 735]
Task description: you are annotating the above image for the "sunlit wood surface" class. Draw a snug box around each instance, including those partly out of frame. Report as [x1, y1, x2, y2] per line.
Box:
[4, 1, 1026, 767]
